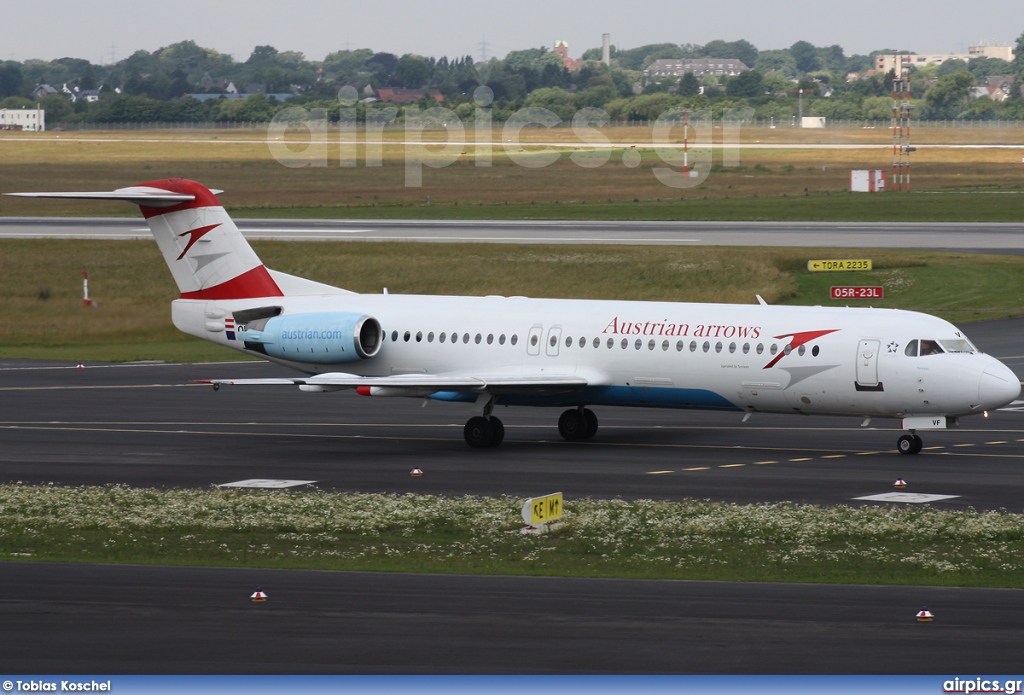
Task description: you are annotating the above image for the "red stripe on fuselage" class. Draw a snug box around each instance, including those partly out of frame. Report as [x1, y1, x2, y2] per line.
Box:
[762, 329, 839, 369]
[179, 266, 284, 300]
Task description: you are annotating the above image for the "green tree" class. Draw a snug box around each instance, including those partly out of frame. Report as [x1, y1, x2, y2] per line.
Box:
[0, 63, 26, 98]
[936, 59, 969, 77]
[755, 49, 797, 77]
[790, 41, 821, 74]
[391, 54, 432, 88]
[678, 72, 700, 96]
[923, 71, 975, 119]
[702, 39, 758, 67]
[725, 70, 764, 97]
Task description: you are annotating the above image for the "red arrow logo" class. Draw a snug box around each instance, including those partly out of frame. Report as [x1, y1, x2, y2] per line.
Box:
[176, 223, 221, 260]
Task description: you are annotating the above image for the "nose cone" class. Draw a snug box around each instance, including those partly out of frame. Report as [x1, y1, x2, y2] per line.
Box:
[979, 365, 1021, 410]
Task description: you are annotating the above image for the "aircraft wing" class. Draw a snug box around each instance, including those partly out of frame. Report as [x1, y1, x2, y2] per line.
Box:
[199, 369, 603, 396]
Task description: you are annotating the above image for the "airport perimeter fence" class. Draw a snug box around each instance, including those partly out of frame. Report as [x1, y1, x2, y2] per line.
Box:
[37, 119, 1024, 132]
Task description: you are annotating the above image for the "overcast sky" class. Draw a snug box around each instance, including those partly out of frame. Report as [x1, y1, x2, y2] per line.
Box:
[6, 0, 1023, 65]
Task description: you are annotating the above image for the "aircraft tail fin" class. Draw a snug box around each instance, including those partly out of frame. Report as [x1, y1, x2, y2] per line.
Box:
[9, 178, 285, 300]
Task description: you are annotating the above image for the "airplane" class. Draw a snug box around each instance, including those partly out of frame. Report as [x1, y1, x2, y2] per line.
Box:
[9, 178, 1021, 453]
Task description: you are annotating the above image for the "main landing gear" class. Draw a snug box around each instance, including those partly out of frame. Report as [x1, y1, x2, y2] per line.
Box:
[558, 407, 598, 442]
[897, 433, 923, 455]
[461, 403, 600, 448]
[463, 396, 504, 448]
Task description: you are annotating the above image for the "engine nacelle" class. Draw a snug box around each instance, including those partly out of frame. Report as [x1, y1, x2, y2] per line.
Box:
[239, 312, 382, 364]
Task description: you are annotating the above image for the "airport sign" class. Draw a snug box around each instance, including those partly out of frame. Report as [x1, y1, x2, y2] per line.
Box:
[807, 259, 872, 272]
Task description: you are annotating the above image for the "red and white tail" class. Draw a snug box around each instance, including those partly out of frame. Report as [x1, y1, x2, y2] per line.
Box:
[10, 178, 284, 300]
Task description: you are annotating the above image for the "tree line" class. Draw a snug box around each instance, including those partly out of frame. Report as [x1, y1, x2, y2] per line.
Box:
[1, 34, 1023, 124]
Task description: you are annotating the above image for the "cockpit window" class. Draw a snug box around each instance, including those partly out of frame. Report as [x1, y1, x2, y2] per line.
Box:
[920, 340, 943, 356]
[904, 340, 919, 357]
[939, 339, 975, 354]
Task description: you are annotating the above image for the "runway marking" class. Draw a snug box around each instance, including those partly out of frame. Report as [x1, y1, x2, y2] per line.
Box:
[789, 457, 812, 462]
[954, 443, 976, 447]
[753, 460, 777, 465]
[217, 479, 317, 489]
[647, 470, 675, 475]
[719, 463, 746, 468]
[986, 441, 1008, 445]
[854, 492, 960, 503]
[822, 454, 846, 459]
[683, 467, 710, 471]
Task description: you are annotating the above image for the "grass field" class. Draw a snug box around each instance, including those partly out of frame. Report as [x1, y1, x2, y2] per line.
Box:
[2, 126, 1023, 220]
[4, 485, 1024, 588]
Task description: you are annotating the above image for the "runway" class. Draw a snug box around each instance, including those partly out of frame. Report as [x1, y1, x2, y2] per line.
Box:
[4, 561, 1024, 674]
[3, 216, 1024, 254]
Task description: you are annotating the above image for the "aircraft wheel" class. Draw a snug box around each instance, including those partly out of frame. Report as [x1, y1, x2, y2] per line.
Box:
[464, 416, 495, 448]
[897, 434, 922, 455]
[558, 409, 588, 441]
[489, 417, 505, 447]
[583, 408, 598, 440]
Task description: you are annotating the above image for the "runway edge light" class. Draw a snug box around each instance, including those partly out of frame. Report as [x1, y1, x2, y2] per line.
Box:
[410, 468, 423, 477]
[251, 589, 268, 603]
[894, 478, 907, 488]
[916, 607, 933, 622]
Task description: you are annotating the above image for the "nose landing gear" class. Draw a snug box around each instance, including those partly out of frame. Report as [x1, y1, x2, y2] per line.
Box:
[897, 433, 923, 455]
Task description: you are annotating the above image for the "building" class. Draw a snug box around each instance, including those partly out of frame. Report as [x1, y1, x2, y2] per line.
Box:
[644, 58, 750, 79]
[875, 45, 1015, 73]
[376, 88, 444, 105]
[0, 107, 45, 132]
[553, 40, 580, 71]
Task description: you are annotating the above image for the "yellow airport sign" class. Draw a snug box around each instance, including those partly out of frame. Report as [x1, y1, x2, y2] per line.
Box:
[522, 492, 563, 526]
[807, 259, 872, 272]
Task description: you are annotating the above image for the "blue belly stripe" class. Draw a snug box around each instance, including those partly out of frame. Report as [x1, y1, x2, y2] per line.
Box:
[428, 386, 740, 411]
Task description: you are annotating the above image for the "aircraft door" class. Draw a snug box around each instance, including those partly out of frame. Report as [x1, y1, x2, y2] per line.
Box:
[545, 325, 563, 357]
[856, 339, 881, 389]
[527, 324, 543, 356]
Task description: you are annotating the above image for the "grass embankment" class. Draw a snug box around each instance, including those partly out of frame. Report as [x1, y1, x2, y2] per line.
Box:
[2, 126, 1022, 220]
[2, 241, 1022, 361]
[3, 485, 1023, 587]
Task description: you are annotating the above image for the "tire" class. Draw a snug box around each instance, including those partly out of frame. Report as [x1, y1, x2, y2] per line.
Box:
[464, 416, 494, 448]
[897, 434, 920, 455]
[489, 417, 505, 447]
[583, 408, 598, 440]
[558, 409, 587, 441]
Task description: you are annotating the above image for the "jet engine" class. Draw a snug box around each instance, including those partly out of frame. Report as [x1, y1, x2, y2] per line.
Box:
[239, 312, 382, 364]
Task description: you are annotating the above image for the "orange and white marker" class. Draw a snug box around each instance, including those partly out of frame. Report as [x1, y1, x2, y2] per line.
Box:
[916, 607, 933, 622]
[250, 589, 267, 602]
[410, 468, 423, 477]
[81, 271, 94, 307]
[894, 478, 907, 488]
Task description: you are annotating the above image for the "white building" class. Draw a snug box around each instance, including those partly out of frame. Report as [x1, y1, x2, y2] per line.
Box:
[875, 45, 1015, 73]
[0, 107, 45, 132]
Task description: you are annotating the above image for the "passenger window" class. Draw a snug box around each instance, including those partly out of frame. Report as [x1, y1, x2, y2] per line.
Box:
[499, 334, 506, 345]
[812, 345, 819, 357]
[648, 339, 655, 350]
[715, 342, 722, 353]
[391, 331, 398, 342]
[487, 334, 494, 345]
[621, 339, 628, 349]
[463, 333, 470, 344]
[511, 335, 518, 346]
[579, 337, 586, 348]
[427, 332, 434, 343]
[404, 331, 411, 342]
[702, 341, 710, 353]
[756, 343, 763, 355]
[607, 338, 614, 349]
[475, 334, 482, 344]
[531, 335, 539, 347]
[798, 345, 805, 356]
[742, 343, 750, 354]
[690, 341, 697, 352]
[565, 336, 572, 348]
[416, 331, 422, 342]
[593, 337, 600, 348]
[439, 332, 446, 343]
[729, 342, 736, 354]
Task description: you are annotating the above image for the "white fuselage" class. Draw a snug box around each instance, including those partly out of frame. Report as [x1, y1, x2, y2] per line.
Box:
[174, 293, 1020, 419]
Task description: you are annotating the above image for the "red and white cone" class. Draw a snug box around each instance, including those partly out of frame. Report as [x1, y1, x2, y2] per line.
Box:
[250, 589, 268, 602]
[916, 607, 933, 622]
[894, 478, 907, 489]
[410, 468, 423, 477]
